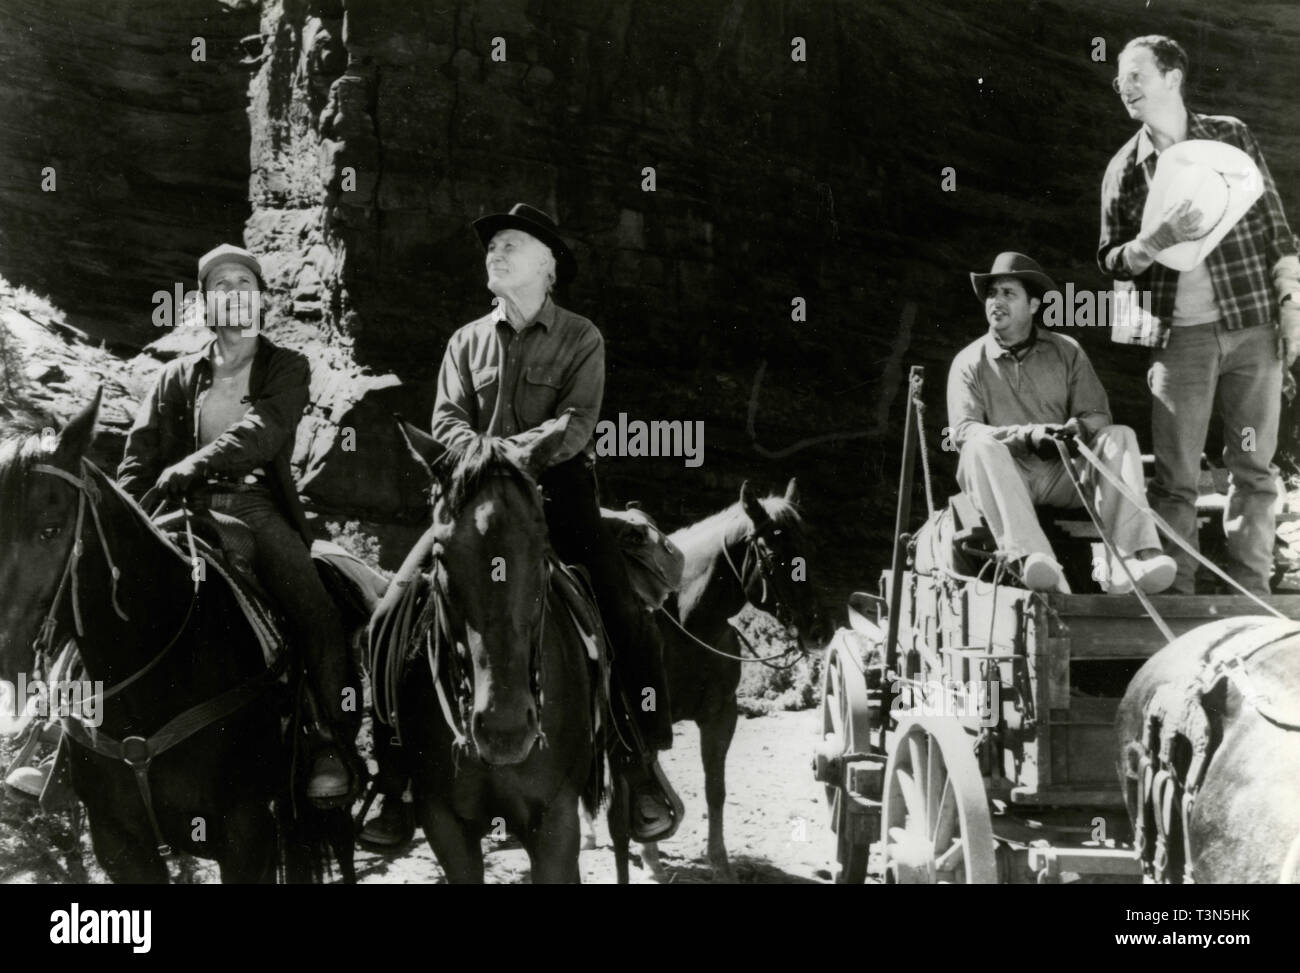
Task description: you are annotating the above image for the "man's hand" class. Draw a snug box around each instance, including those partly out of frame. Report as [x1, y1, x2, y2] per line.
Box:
[1280, 300, 1300, 370]
[154, 456, 207, 499]
[1026, 423, 1080, 460]
[1139, 198, 1205, 254]
[1027, 424, 1065, 460]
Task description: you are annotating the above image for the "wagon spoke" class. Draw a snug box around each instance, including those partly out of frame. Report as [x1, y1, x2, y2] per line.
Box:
[931, 775, 956, 849]
[927, 742, 946, 839]
[896, 768, 923, 822]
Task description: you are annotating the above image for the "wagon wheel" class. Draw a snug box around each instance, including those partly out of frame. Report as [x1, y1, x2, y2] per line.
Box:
[818, 635, 875, 883]
[882, 717, 997, 884]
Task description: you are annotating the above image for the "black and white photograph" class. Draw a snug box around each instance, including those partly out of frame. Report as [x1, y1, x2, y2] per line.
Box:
[0, 0, 1296, 944]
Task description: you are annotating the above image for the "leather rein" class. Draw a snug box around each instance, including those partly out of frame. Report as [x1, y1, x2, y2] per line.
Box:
[31, 459, 283, 857]
[662, 518, 809, 669]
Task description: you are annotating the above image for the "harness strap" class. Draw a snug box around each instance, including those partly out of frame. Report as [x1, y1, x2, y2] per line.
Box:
[60, 656, 286, 856]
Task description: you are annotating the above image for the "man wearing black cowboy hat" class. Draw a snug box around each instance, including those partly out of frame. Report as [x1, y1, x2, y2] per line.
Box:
[948, 252, 1174, 594]
[360, 204, 682, 848]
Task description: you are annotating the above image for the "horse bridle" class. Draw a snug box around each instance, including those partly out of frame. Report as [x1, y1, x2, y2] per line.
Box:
[720, 520, 804, 633]
[424, 473, 552, 758]
[30, 460, 199, 704]
[30, 459, 280, 857]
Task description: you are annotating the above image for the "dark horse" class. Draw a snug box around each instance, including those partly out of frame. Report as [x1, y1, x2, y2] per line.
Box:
[383, 416, 598, 883]
[609, 479, 827, 883]
[0, 392, 383, 882]
[1116, 615, 1300, 883]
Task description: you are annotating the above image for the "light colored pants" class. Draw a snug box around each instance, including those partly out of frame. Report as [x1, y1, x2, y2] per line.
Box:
[956, 425, 1160, 563]
[1148, 322, 1280, 595]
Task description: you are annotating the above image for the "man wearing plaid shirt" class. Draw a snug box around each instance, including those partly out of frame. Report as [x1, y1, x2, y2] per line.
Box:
[1098, 34, 1300, 595]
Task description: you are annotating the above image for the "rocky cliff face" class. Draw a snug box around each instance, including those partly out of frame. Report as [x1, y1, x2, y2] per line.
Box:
[2, 0, 1299, 605]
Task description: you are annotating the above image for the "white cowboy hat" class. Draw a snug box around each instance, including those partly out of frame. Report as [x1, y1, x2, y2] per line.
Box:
[1142, 139, 1263, 272]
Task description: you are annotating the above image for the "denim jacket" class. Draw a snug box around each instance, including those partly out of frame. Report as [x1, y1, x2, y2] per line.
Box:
[117, 335, 314, 546]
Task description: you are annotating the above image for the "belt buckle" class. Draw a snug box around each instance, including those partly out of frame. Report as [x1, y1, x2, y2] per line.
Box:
[121, 735, 151, 768]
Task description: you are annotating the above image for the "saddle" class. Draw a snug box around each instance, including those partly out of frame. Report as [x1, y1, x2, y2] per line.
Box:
[1127, 619, 1300, 883]
[366, 508, 681, 750]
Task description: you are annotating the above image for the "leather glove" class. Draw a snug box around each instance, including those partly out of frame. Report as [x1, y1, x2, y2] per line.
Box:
[1024, 421, 1076, 460]
[1138, 198, 1205, 254]
[154, 455, 208, 499]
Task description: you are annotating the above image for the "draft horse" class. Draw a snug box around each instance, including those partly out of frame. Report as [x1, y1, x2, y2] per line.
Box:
[1116, 615, 1300, 883]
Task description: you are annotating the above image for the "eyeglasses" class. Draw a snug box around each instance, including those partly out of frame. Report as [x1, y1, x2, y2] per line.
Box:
[1112, 69, 1155, 93]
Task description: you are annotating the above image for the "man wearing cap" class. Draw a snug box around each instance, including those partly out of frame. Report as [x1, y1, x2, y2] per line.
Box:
[359, 204, 681, 848]
[116, 244, 363, 805]
[1099, 34, 1300, 595]
[948, 252, 1175, 594]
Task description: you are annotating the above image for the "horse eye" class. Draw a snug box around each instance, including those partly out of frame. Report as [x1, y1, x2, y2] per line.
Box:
[39, 525, 62, 541]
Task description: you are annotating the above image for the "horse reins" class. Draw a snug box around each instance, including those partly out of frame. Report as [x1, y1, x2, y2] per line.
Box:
[31, 458, 279, 857]
[687, 520, 809, 669]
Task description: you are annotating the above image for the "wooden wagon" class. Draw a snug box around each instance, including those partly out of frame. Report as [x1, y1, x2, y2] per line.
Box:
[813, 366, 1300, 883]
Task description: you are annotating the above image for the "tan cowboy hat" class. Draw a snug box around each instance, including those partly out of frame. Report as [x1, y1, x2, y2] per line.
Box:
[969, 252, 1057, 302]
[1141, 139, 1263, 272]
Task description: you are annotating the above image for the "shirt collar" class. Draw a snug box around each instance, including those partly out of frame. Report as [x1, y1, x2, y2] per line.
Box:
[984, 327, 1040, 360]
[197, 333, 262, 372]
[492, 295, 556, 331]
[1136, 110, 1205, 165]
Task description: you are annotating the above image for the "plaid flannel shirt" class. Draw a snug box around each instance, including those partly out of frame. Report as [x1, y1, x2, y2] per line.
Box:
[1098, 112, 1299, 347]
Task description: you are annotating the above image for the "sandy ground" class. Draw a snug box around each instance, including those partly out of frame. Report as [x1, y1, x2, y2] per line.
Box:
[355, 709, 836, 885]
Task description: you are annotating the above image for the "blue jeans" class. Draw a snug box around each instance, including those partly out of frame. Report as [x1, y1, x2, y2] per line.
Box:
[1148, 322, 1281, 595]
[207, 488, 356, 729]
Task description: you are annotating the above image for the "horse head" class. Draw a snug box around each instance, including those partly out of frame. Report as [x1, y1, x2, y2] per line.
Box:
[0, 390, 101, 701]
[398, 414, 572, 765]
[736, 477, 830, 645]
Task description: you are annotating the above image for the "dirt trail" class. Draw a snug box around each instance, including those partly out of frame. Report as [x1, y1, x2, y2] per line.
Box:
[358, 709, 836, 884]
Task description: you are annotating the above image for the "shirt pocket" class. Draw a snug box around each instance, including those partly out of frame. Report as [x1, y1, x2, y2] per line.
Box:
[518, 364, 563, 428]
[471, 365, 499, 418]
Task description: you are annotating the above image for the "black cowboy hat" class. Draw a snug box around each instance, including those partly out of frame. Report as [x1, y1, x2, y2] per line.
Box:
[969, 251, 1057, 302]
[472, 202, 577, 286]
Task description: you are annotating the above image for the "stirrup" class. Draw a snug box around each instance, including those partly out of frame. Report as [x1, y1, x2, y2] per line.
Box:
[306, 744, 363, 810]
[626, 759, 685, 844]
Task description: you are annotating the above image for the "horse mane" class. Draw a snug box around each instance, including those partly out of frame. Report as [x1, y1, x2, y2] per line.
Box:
[433, 435, 538, 517]
[670, 492, 804, 550]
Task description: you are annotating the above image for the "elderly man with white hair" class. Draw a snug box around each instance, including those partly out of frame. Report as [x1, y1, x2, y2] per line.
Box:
[359, 203, 682, 850]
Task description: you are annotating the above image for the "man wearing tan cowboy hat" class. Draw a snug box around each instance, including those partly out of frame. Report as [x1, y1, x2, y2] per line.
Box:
[1098, 34, 1300, 595]
[359, 203, 683, 849]
[948, 252, 1175, 594]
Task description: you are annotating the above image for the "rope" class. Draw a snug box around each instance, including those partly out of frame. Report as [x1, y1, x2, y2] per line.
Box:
[911, 375, 937, 519]
[656, 605, 802, 668]
[1057, 440, 1177, 643]
[1072, 439, 1285, 619]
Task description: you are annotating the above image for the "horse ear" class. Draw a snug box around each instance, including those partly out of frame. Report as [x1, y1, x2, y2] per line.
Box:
[394, 415, 445, 473]
[784, 477, 800, 506]
[739, 479, 769, 527]
[51, 387, 102, 469]
[515, 411, 573, 478]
